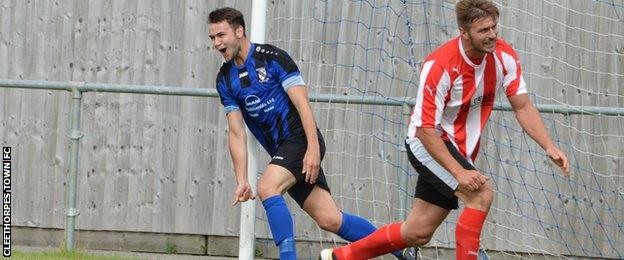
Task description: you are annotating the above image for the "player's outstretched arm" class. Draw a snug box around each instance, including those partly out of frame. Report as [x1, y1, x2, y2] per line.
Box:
[226, 111, 255, 205]
[287, 86, 320, 184]
[508, 93, 570, 176]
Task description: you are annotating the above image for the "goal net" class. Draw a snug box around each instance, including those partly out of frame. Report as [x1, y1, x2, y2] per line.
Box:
[255, 0, 624, 259]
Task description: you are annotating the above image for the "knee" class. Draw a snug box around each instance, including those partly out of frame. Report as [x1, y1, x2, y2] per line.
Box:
[402, 228, 432, 246]
[316, 214, 342, 233]
[482, 187, 493, 205]
[257, 181, 279, 201]
[478, 182, 494, 207]
[464, 182, 493, 210]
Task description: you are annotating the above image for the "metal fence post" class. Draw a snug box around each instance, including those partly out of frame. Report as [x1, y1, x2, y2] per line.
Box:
[65, 83, 84, 251]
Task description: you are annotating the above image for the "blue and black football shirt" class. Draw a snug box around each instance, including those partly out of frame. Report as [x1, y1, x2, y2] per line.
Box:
[216, 43, 307, 156]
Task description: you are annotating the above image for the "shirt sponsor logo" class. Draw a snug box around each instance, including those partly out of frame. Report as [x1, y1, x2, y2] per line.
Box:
[471, 96, 483, 109]
[245, 95, 261, 107]
[244, 95, 275, 117]
[470, 93, 495, 109]
[272, 156, 284, 160]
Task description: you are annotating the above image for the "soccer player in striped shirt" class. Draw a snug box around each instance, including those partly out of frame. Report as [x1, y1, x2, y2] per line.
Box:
[320, 0, 570, 259]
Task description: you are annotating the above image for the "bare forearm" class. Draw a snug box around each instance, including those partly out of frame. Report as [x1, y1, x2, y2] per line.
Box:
[288, 86, 319, 148]
[228, 132, 248, 184]
[416, 129, 465, 178]
[515, 106, 555, 150]
[299, 106, 319, 148]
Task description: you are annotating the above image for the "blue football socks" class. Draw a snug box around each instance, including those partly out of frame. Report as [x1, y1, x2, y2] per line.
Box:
[262, 195, 296, 260]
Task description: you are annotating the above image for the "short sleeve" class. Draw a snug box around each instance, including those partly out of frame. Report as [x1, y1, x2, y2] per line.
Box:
[499, 44, 527, 97]
[216, 71, 240, 114]
[270, 47, 305, 91]
[414, 60, 451, 128]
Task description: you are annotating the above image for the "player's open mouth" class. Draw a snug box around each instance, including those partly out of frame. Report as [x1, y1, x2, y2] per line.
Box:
[219, 47, 227, 54]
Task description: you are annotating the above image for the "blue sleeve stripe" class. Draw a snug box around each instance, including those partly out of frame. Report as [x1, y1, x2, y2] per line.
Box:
[282, 75, 305, 91]
[224, 106, 240, 114]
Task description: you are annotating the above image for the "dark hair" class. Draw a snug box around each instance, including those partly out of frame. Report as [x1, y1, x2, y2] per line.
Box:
[209, 7, 246, 35]
[455, 0, 499, 29]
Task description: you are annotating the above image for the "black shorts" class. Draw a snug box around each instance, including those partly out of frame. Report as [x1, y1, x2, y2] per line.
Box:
[405, 140, 476, 210]
[270, 131, 330, 208]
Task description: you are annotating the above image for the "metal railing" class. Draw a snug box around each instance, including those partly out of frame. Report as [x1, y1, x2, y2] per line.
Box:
[1, 78, 623, 252]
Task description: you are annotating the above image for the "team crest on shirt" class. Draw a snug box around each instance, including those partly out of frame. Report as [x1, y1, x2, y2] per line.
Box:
[256, 67, 268, 83]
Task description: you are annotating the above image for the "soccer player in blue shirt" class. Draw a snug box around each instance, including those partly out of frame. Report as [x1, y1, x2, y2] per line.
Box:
[208, 7, 413, 260]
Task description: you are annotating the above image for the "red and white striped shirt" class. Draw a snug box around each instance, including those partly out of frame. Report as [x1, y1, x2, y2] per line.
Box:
[407, 37, 527, 163]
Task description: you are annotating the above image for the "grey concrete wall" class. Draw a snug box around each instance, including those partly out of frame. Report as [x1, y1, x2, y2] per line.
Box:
[1, 0, 622, 258]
